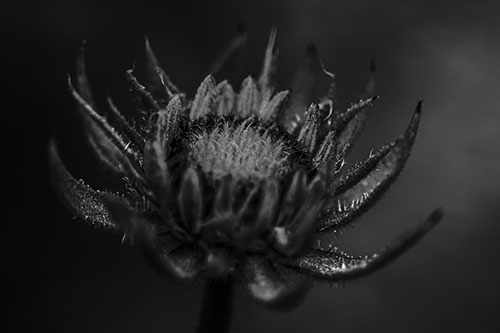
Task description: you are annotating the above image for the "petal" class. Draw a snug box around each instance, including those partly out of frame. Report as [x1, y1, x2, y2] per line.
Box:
[103, 194, 155, 238]
[331, 142, 395, 197]
[297, 103, 320, 153]
[177, 168, 204, 231]
[75, 42, 95, 109]
[125, 69, 161, 112]
[237, 76, 259, 117]
[281, 43, 321, 133]
[49, 140, 118, 229]
[85, 120, 146, 185]
[290, 209, 443, 280]
[318, 102, 422, 232]
[275, 170, 307, 227]
[214, 80, 235, 116]
[212, 176, 235, 216]
[209, 25, 248, 77]
[244, 256, 312, 310]
[258, 28, 278, 101]
[332, 96, 379, 136]
[155, 243, 204, 280]
[190, 75, 216, 119]
[145, 37, 180, 100]
[313, 130, 336, 168]
[68, 77, 143, 181]
[106, 97, 146, 150]
[274, 175, 326, 257]
[258, 89, 289, 122]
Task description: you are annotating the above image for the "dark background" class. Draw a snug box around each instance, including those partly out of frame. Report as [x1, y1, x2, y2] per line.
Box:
[7, 0, 500, 332]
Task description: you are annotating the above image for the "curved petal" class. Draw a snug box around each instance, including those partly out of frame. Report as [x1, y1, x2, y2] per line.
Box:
[244, 256, 312, 310]
[145, 37, 180, 100]
[209, 26, 248, 77]
[237, 76, 259, 117]
[190, 75, 216, 120]
[319, 102, 423, 232]
[154, 244, 204, 280]
[259, 27, 278, 99]
[178, 168, 204, 231]
[281, 43, 321, 133]
[291, 209, 443, 281]
[49, 140, 119, 229]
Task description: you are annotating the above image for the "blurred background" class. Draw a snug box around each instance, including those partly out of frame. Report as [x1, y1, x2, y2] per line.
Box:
[6, 0, 500, 332]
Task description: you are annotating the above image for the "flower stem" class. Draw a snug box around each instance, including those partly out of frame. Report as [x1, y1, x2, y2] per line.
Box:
[196, 277, 234, 333]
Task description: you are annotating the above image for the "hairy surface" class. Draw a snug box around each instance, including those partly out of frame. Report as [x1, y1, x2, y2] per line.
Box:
[189, 120, 289, 180]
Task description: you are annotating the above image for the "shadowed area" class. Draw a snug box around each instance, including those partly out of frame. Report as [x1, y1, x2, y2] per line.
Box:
[7, 0, 500, 332]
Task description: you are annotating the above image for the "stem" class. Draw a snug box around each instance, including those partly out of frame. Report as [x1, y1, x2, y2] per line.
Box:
[196, 277, 235, 333]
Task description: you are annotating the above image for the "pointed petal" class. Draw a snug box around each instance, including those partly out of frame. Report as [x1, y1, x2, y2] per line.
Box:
[297, 103, 320, 153]
[276, 170, 307, 227]
[256, 180, 280, 229]
[363, 59, 376, 97]
[274, 175, 326, 257]
[291, 209, 443, 280]
[214, 80, 235, 116]
[209, 26, 248, 76]
[281, 43, 321, 132]
[190, 75, 216, 119]
[103, 194, 155, 238]
[143, 97, 181, 227]
[259, 28, 278, 100]
[156, 95, 182, 147]
[76, 41, 95, 109]
[145, 37, 181, 99]
[333, 96, 379, 134]
[237, 76, 259, 117]
[106, 97, 146, 149]
[259, 90, 289, 122]
[178, 168, 204, 231]
[49, 140, 118, 229]
[126, 69, 161, 112]
[331, 143, 395, 197]
[68, 77, 141, 160]
[318, 102, 423, 232]
[333, 97, 378, 158]
[313, 130, 336, 168]
[244, 256, 312, 310]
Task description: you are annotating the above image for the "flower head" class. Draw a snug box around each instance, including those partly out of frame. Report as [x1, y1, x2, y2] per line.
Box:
[50, 31, 442, 309]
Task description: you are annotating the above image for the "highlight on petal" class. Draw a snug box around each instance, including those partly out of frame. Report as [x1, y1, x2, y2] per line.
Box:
[237, 76, 259, 117]
[214, 80, 235, 116]
[190, 75, 216, 119]
[319, 102, 423, 232]
[126, 69, 161, 112]
[281, 43, 321, 132]
[274, 175, 325, 258]
[68, 77, 141, 159]
[103, 193, 154, 238]
[258, 89, 289, 122]
[244, 256, 312, 310]
[155, 242, 204, 280]
[178, 168, 204, 231]
[145, 37, 180, 100]
[48, 140, 118, 229]
[290, 208, 443, 280]
[106, 97, 146, 150]
[76, 41, 95, 109]
[259, 27, 278, 101]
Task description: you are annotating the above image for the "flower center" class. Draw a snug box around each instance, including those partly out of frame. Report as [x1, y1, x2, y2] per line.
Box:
[189, 120, 290, 180]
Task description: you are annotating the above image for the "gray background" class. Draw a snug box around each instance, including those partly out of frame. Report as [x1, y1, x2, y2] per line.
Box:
[8, 0, 500, 332]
